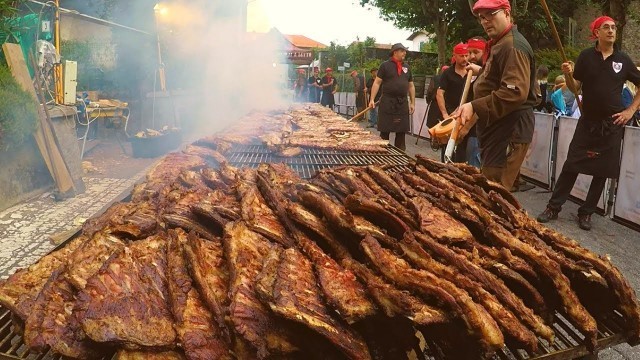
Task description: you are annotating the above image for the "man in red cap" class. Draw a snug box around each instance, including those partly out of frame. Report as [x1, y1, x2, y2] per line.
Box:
[321, 67, 338, 109]
[467, 37, 486, 66]
[350, 70, 366, 115]
[453, 0, 536, 191]
[537, 16, 640, 230]
[436, 43, 473, 162]
[369, 43, 416, 150]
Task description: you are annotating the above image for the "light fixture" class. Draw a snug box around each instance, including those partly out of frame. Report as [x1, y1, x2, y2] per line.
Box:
[154, 3, 169, 16]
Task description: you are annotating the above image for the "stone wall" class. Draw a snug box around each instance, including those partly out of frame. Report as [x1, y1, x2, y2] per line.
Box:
[0, 108, 84, 212]
[622, 0, 640, 62]
[60, 14, 116, 69]
[0, 137, 53, 212]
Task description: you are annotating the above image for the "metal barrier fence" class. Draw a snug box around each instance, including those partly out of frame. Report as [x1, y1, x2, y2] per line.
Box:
[521, 113, 639, 230]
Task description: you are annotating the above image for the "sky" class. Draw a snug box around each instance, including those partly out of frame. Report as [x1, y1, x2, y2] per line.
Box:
[247, 0, 414, 47]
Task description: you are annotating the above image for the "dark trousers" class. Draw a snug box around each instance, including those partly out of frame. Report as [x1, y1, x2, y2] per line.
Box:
[380, 132, 406, 151]
[548, 170, 607, 215]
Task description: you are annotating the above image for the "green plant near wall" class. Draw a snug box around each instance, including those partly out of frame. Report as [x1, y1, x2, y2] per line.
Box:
[0, 64, 38, 148]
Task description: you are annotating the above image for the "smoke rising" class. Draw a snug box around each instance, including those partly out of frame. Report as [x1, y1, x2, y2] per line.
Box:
[154, 1, 292, 138]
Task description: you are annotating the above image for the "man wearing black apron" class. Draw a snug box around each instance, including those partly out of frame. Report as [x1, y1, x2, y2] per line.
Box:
[368, 43, 416, 151]
[537, 16, 640, 230]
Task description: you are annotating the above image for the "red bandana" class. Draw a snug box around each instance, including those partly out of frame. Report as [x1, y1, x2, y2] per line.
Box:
[589, 16, 615, 40]
[391, 57, 403, 76]
[484, 24, 513, 64]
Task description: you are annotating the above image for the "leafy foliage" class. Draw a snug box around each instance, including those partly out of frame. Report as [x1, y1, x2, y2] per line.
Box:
[0, 64, 38, 147]
[534, 46, 581, 81]
[0, 0, 21, 17]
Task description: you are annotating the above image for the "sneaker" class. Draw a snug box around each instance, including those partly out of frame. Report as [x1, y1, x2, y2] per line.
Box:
[578, 214, 592, 231]
[536, 206, 559, 223]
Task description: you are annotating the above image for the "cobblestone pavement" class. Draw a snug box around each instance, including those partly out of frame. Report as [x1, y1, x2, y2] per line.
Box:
[0, 175, 143, 280]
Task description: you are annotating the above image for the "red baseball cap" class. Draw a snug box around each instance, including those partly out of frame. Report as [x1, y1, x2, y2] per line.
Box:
[473, 0, 511, 13]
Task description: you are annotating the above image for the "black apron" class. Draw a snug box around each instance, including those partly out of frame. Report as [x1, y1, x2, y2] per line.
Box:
[562, 115, 624, 178]
[378, 95, 410, 133]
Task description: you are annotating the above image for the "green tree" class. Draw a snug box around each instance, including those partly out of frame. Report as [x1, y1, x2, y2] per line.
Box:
[0, 0, 22, 17]
[361, 0, 588, 66]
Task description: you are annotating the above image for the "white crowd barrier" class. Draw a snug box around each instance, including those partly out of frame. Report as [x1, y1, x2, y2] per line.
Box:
[411, 98, 431, 139]
[520, 113, 554, 188]
[554, 116, 609, 212]
[613, 126, 640, 228]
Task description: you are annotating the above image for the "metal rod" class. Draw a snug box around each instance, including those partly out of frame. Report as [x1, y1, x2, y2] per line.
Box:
[537, 0, 583, 112]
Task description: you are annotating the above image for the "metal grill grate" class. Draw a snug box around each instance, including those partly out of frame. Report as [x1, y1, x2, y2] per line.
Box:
[225, 144, 414, 179]
[0, 304, 628, 360]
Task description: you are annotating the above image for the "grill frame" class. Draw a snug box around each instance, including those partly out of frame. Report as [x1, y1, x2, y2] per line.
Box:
[0, 304, 630, 360]
[225, 144, 415, 179]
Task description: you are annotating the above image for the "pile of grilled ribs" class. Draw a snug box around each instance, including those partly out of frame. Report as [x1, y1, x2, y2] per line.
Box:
[204, 103, 390, 156]
[0, 140, 639, 360]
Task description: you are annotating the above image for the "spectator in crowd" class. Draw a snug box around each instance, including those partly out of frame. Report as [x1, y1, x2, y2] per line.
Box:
[293, 69, 307, 102]
[437, 43, 473, 163]
[550, 75, 569, 115]
[365, 68, 381, 128]
[463, 37, 487, 168]
[307, 67, 322, 103]
[321, 68, 338, 109]
[454, 0, 537, 191]
[351, 70, 366, 115]
[369, 43, 416, 151]
[537, 16, 640, 230]
[534, 65, 551, 112]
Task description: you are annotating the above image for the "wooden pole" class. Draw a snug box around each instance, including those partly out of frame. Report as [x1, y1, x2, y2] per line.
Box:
[444, 70, 473, 162]
[347, 100, 380, 122]
[538, 0, 583, 112]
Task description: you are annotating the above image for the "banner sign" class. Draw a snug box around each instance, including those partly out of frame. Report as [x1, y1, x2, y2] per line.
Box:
[521, 112, 554, 187]
[614, 126, 640, 226]
[555, 116, 607, 211]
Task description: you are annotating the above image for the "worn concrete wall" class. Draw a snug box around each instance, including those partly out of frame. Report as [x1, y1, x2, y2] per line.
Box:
[60, 14, 116, 69]
[0, 137, 53, 212]
[0, 108, 84, 212]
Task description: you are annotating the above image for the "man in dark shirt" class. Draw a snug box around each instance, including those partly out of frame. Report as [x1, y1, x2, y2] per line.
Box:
[454, 0, 536, 191]
[437, 43, 472, 163]
[365, 68, 381, 127]
[321, 67, 338, 109]
[537, 16, 640, 230]
[307, 67, 322, 103]
[369, 43, 416, 151]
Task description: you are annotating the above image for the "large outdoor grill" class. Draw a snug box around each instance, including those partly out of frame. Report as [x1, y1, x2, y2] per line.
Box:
[224, 144, 415, 179]
[2, 103, 638, 360]
[0, 303, 629, 360]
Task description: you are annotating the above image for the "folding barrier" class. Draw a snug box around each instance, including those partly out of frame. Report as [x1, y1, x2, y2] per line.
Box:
[554, 116, 609, 213]
[521, 112, 555, 189]
[613, 126, 640, 230]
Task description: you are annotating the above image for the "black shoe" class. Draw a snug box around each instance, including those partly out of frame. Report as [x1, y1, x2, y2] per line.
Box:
[578, 214, 592, 231]
[537, 207, 559, 223]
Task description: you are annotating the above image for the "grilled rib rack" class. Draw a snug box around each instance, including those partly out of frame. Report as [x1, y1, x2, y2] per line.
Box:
[224, 144, 415, 179]
[0, 303, 629, 360]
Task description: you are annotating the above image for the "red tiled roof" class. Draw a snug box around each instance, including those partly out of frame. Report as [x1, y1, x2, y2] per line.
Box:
[283, 34, 328, 49]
